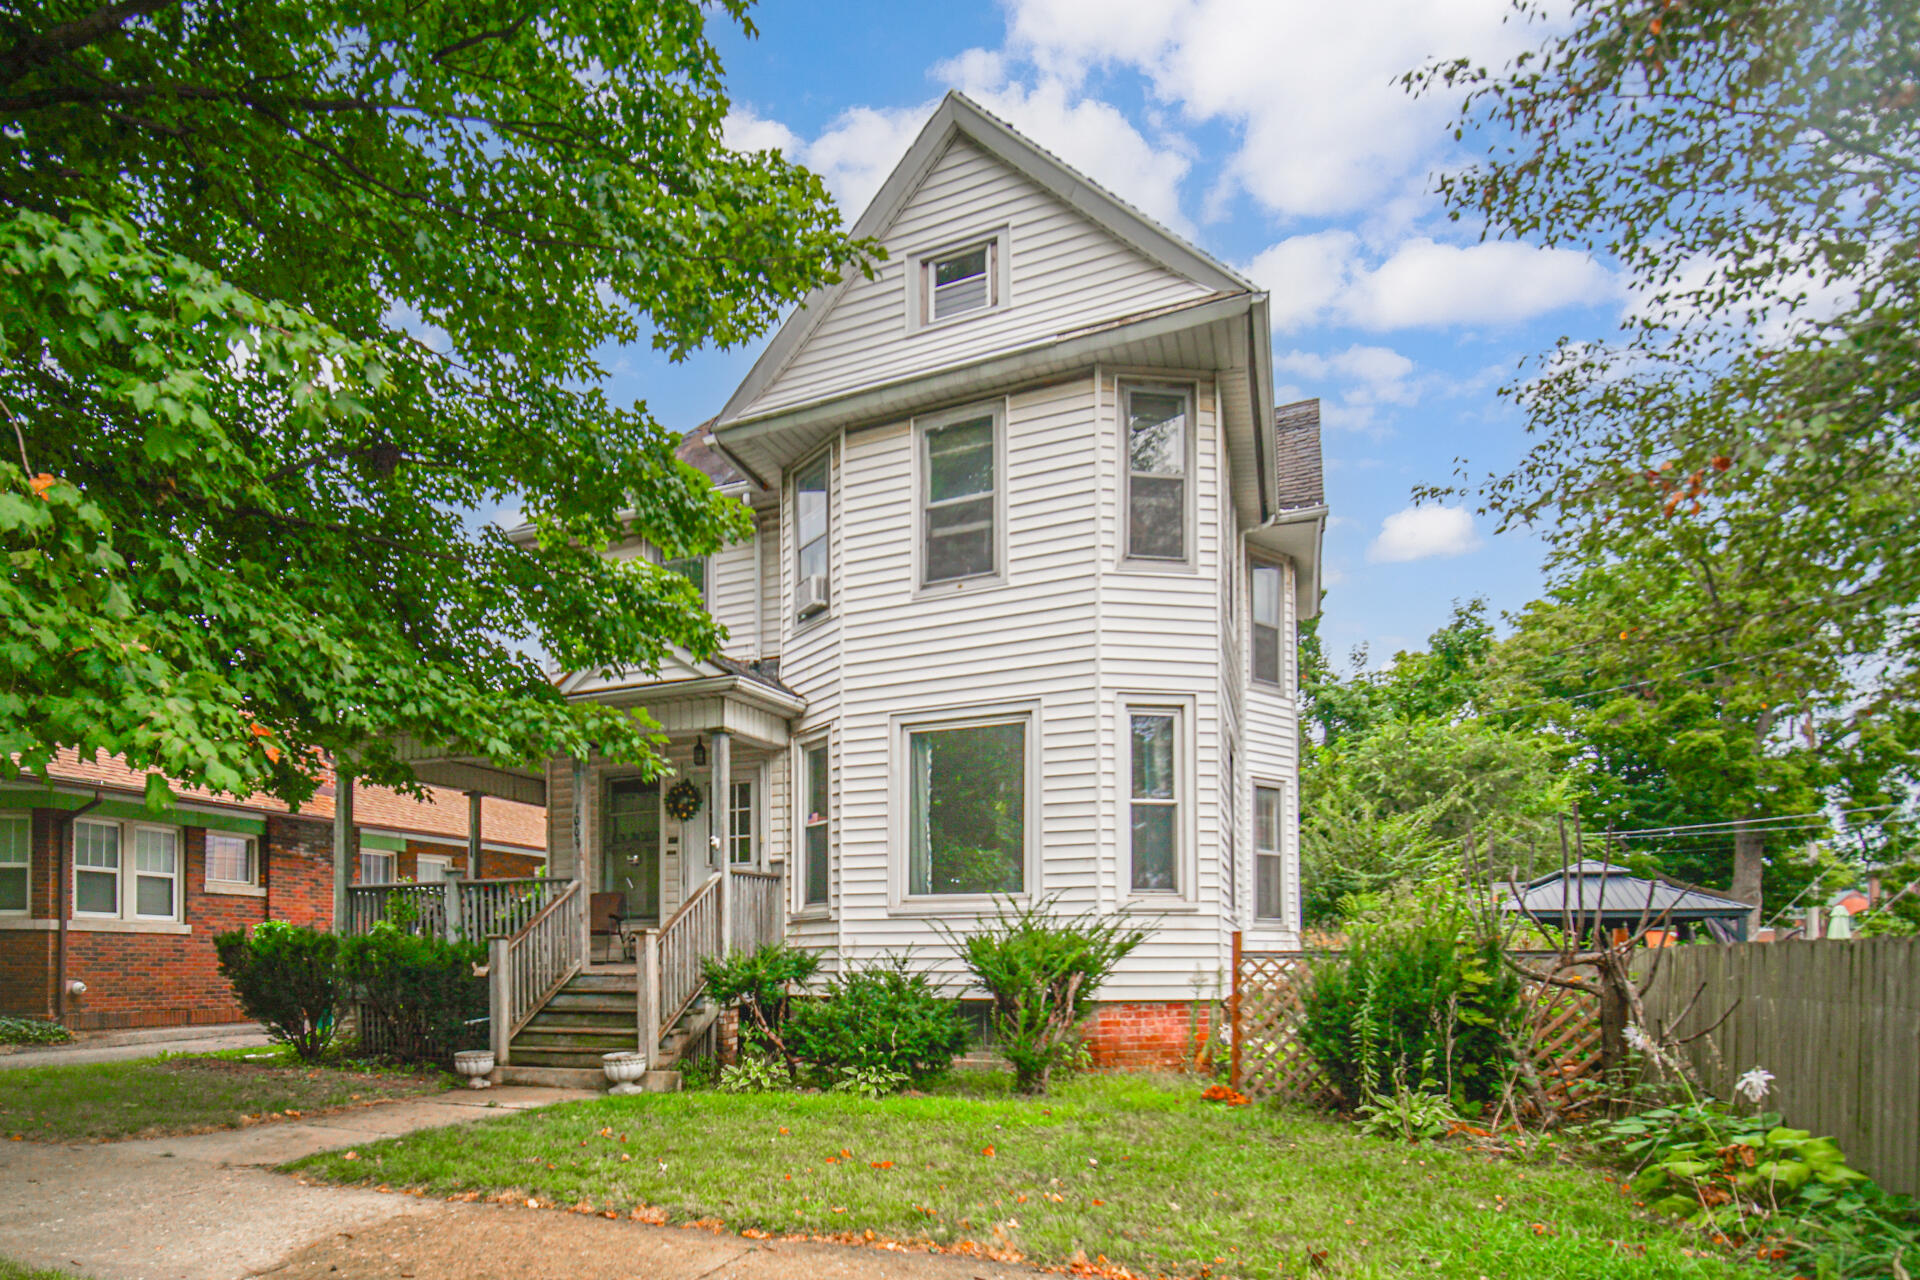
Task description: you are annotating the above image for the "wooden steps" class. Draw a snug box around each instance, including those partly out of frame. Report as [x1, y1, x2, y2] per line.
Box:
[501, 970, 714, 1090]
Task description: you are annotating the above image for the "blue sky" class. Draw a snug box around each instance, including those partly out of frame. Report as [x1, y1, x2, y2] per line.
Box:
[596, 0, 1630, 668]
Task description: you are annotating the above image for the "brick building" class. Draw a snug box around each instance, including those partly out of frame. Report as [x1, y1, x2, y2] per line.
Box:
[0, 750, 545, 1030]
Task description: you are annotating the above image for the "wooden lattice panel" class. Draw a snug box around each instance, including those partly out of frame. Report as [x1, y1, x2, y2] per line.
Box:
[1232, 950, 1604, 1108]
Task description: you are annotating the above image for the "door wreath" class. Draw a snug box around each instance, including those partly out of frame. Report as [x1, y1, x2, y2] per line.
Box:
[664, 778, 704, 821]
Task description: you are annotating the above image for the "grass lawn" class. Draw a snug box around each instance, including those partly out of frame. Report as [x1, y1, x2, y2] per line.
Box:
[290, 1073, 1745, 1280]
[0, 1259, 84, 1280]
[0, 1047, 447, 1142]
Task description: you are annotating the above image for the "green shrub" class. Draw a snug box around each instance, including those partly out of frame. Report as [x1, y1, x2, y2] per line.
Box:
[702, 943, 819, 1072]
[337, 921, 485, 1065]
[213, 920, 342, 1060]
[1298, 908, 1520, 1107]
[717, 1051, 787, 1094]
[946, 897, 1147, 1094]
[0, 1017, 72, 1046]
[787, 957, 970, 1091]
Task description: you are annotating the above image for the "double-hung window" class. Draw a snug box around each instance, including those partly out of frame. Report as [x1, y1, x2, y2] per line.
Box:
[74, 820, 179, 920]
[0, 814, 28, 913]
[802, 741, 830, 906]
[1124, 385, 1191, 563]
[661, 554, 709, 606]
[793, 452, 831, 620]
[1255, 785, 1286, 921]
[359, 850, 396, 884]
[1128, 708, 1182, 894]
[1251, 561, 1283, 686]
[416, 855, 451, 883]
[729, 780, 756, 865]
[904, 715, 1027, 899]
[205, 832, 258, 888]
[920, 406, 998, 584]
[925, 242, 995, 322]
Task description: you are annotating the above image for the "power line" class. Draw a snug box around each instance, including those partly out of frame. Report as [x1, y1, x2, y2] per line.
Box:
[1605, 803, 1904, 840]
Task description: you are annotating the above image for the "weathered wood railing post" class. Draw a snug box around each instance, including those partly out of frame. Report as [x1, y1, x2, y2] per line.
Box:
[489, 934, 512, 1072]
[639, 930, 660, 1070]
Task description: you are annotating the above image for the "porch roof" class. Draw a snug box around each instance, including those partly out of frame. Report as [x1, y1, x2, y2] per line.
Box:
[555, 646, 805, 751]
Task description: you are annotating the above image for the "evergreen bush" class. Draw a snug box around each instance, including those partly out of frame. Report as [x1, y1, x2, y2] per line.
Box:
[787, 957, 970, 1090]
[337, 921, 486, 1065]
[213, 921, 341, 1061]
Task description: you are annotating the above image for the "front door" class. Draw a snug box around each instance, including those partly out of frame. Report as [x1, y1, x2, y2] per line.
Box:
[602, 776, 661, 926]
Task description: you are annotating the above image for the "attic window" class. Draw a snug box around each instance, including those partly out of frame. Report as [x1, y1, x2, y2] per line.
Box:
[926, 242, 995, 322]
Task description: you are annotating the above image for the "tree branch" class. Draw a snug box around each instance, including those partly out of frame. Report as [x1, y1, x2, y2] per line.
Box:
[0, 0, 177, 88]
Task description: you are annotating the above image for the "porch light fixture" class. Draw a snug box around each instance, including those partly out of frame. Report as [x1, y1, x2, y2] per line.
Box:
[692, 735, 707, 767]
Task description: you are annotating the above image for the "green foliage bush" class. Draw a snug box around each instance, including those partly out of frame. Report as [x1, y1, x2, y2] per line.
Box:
[1299, 889, 1521, 1107]
[702, 943, 819, 1069]
[0, 1017, 73, 1046]
[787, 958, 969, 1091]
[337, 921, 485, 1065]
[213, 921, 342, 1061]
[946, 898, 1146, 1094]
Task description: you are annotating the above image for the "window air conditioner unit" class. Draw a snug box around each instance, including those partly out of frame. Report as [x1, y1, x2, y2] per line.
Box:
[796, 573, 829, 619]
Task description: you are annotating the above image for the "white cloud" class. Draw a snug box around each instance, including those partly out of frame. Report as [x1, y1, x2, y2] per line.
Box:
[1249, 234, 1616, 333]
[1367, 505, 1483, 563]
[1000, 0, 1528, 220]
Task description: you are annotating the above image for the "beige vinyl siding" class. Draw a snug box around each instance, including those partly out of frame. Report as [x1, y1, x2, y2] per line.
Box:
[708, 532, 758, 659]
[1242, 555, 1302, 946]
[741, 138, 1216, 420]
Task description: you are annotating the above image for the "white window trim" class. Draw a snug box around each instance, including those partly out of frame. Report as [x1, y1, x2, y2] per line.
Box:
[1119, 381, 1198, 571]
[906, 228, 1010, 331]
[73, 818, 184, 923]
[728, 768, 763, 867]
[204, 830, 264, 897]
[1249, 555, 1286, 689]
[796, 734, 832, 915]
[0, 812, 29, 916]
[416, 854, 452, 883]
[1253, 780, 1288, 923]
[889, 700, 1040, 915]
[1121, 696, 1197, 907]
[912, 398, 1008, 593]
[359, 849, 397, 884]
[790, 445, 833, 628]
[658, 550, 712, 610]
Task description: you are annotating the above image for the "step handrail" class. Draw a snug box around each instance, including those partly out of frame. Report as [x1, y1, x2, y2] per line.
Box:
[487, 879, 585, 1068]
[638, 871, 723, 1068]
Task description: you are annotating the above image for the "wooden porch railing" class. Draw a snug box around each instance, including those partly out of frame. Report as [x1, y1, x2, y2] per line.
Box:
[636, 872, 721, 1068]
[487, 880, 585, 1067]
[346, 877, 564, 941]
[729, 867, 785, 952]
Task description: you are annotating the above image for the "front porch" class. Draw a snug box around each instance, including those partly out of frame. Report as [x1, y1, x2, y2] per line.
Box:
[350, 658, 803, 1088]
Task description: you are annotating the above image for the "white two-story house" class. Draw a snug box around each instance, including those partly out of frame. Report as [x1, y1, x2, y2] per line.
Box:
[471, 93, 1325, 1073]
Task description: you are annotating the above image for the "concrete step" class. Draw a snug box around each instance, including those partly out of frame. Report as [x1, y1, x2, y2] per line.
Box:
[498, 1063, 606, 1090]
[507, 1044, 633, 1070]
[512, 1030, 638, 1053]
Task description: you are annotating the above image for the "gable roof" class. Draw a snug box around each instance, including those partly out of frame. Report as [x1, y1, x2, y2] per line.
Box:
[714, 91, 1257, 432]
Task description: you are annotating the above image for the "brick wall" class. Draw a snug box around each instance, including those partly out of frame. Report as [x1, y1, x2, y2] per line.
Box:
[5, 809, 339, 1030]
[1083, 1000, 1217, 1072]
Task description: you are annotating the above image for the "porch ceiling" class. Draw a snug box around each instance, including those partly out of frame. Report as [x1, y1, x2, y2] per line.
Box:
[388, 737, 548, 807]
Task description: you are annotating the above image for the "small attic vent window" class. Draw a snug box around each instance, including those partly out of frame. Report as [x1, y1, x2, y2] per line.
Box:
[927, 242, 995, 322]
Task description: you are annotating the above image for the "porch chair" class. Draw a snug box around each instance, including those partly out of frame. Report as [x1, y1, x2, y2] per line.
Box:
[589, 891, 633, 962]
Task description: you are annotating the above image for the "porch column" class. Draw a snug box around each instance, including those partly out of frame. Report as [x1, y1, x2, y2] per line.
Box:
[331, 768, 354, 933]
[713, 730, 732, 956]
[466, 790, 483, 879]
[572, 757, 589, 962]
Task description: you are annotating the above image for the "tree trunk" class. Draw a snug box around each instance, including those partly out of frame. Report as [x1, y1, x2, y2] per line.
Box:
[1730, 818, 1764, 937]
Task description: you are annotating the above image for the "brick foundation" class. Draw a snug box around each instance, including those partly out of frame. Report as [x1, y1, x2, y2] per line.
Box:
[1083, 1000, 1219, 1072]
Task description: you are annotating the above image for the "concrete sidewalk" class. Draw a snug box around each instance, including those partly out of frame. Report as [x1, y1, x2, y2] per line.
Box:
[0, 1087, 1039, 1280]
[0, 1023, 271, 1070]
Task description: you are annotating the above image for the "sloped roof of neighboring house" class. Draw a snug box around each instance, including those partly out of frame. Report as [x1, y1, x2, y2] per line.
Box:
[1498, 860, 1752, 920]
[676, 420, 748, 489]
[28, 749, 545, 853]
[1274, 400, 1324, 511]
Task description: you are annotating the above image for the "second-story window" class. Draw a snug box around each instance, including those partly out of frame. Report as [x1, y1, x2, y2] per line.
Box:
[1125, 386, 1190, 563]
[661, 554, 708, 606]
[926, 242, 995, 322]
[793, 451, 830, 620]
[1251, 562, 1283, 686]
[921, 406, 998, 584]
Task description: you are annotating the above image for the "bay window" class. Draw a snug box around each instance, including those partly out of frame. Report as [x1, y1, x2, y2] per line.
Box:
[1127, 707, 1182, 894]
[920, 405, 999, 584]
[1124, 385, 1191, 563]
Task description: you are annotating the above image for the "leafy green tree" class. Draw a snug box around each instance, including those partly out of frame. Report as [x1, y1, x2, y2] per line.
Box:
[1412, 0, 1920, 918]
[1299, 599, 1497, 749]
[2, 2, 868, 804]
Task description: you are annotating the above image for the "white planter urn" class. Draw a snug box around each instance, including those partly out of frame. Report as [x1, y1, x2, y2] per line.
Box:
[453, 1049, 495, 1089]
[603, 1050, 648, 1095]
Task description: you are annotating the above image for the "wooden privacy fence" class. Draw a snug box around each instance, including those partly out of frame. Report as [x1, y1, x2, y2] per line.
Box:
[1635, 937, 1920, 1198]
[1231, 947, 1604, 1110]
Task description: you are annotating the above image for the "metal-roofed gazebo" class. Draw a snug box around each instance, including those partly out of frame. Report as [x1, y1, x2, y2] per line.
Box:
[1498, 860, 1754, 943]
